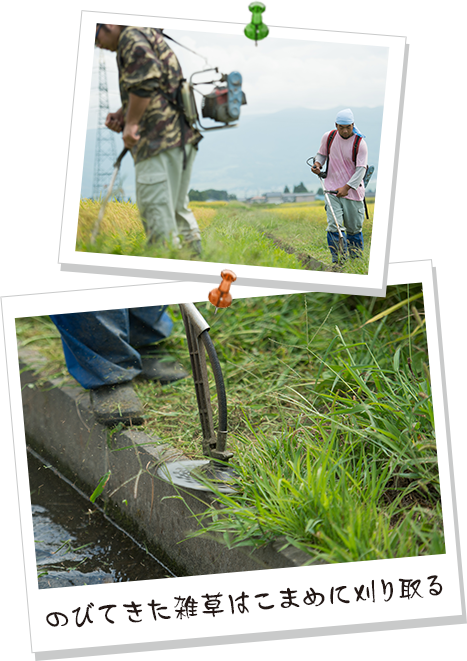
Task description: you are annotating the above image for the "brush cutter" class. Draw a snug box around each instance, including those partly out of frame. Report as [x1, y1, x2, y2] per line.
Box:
[90, 147, 129, 245]
[157, 303, 236, 494]
[307, 156, 345, 257]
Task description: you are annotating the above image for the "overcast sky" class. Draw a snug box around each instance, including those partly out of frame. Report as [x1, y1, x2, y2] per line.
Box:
[87, 29, 388, 130]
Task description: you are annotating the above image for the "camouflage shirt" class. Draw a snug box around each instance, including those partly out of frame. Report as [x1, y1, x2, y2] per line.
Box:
[117, 26, 202, 164]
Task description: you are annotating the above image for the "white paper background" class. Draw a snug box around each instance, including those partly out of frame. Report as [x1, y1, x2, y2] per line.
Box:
[1, 1, 465, 660]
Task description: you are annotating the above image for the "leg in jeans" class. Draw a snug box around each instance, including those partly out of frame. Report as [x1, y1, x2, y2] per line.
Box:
[50, 307, 172, 389]
[128, 307, 174, 348]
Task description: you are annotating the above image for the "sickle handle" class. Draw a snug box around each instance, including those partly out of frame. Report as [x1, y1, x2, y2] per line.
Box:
[209, 270, 237, 308]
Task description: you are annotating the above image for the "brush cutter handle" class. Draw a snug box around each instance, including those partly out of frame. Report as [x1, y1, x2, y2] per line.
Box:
[90, 148, 129, 245]
[114, 147, 129, 168]
[180, 303, 232, 463]
[306, 155, 325, 175]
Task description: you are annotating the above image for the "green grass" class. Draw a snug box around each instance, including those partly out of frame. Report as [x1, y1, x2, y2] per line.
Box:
[250, 199, 374, 274]
[170, 286, 442, 562]
[76, 198, 373, 273]
[16, 285, 443, 562]
[16, 316, 70, 386]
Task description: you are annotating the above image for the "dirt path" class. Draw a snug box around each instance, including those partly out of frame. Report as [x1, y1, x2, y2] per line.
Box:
[264, 233, 333, 272]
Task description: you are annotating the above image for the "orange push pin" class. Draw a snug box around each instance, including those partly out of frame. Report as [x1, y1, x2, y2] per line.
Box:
[209, 270, 237, 312]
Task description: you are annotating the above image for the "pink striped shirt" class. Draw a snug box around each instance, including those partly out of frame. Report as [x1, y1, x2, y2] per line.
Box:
[317, 131, 368, 201]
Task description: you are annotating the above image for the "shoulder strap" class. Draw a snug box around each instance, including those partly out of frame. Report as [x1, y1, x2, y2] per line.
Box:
[326, 129, 337, 155]
[352, 135, 362, 164]
[320, 129, 337, 178]
[159, 29, 209, 66]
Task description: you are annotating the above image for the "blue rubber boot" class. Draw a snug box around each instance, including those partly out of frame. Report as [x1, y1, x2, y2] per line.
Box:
[347, 232, 364, 259]
[327, 231, 347, 264]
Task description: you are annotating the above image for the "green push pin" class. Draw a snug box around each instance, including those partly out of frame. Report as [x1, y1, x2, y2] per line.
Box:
[244, 2, 269, 46]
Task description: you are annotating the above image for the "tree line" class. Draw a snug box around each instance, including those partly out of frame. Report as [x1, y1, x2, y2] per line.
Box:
[189, 189, 237, 202]
[284, 182, 309, 194]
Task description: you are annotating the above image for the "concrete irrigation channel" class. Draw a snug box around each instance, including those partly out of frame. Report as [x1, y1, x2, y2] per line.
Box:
[19, 345, 311, 580]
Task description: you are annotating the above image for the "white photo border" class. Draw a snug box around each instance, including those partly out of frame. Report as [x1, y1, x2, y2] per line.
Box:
[58, 10, 407, 295]
[2, 260, 463, 656]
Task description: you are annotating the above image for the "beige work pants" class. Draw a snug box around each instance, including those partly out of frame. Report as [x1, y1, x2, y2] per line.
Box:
[135, 143, 201, 245]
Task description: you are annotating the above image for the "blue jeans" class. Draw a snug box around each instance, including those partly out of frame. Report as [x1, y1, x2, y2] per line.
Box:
[50, 307, 173, 389]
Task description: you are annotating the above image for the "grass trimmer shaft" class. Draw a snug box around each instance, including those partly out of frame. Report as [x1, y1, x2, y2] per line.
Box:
[90, 147, 129, 245]
[320, 176, 345, 254]
[306, 155, 345, 258]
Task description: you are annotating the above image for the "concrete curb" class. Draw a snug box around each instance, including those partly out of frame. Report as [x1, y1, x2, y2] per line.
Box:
[19, 346, 313, 577]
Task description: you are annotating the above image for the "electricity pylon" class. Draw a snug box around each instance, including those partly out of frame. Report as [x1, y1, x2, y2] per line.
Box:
[92, 50, 122, 200]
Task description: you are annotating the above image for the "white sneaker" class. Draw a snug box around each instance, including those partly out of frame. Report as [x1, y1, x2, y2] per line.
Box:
[171, 234, 182, 249]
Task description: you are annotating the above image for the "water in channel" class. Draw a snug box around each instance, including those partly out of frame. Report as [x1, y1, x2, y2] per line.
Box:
[28, 448, 177, 589]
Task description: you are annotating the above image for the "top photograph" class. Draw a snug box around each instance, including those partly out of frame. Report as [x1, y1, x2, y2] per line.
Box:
[59, 10, 406, 293]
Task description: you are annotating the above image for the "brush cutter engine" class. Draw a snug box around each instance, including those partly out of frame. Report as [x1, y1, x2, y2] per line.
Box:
[202, 72, 246, 124]
[187, 69, 247, 131]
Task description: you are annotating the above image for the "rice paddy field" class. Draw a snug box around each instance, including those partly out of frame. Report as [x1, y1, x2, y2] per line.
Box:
[76, 198, 374, 273]
[16, 284, 443, 564]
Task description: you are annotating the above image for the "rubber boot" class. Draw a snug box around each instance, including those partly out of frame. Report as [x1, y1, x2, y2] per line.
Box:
[327, 231, 347, 265]
[188, 239, 202, 257]
[138, 346, 189, 385]
[347, 232, 364, 259]
[90, 382, 144, 427]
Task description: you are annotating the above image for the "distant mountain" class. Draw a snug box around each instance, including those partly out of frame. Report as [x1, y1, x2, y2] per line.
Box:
[81, 106, 383, 200]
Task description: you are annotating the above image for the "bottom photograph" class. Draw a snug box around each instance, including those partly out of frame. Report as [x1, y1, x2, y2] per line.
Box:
[17, 280, 444, 588]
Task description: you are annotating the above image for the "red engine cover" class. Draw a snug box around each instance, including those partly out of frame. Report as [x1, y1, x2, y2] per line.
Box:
[213, 87, 228, 105]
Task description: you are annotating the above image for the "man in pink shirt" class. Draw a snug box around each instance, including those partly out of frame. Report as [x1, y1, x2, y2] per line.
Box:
[311, 109, 368, 265]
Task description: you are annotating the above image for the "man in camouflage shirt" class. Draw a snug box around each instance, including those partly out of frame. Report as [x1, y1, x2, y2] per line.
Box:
[95, 24, 203, 254]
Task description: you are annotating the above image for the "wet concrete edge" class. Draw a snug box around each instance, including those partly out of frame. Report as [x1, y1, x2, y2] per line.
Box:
[19, 345, 314, 577]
